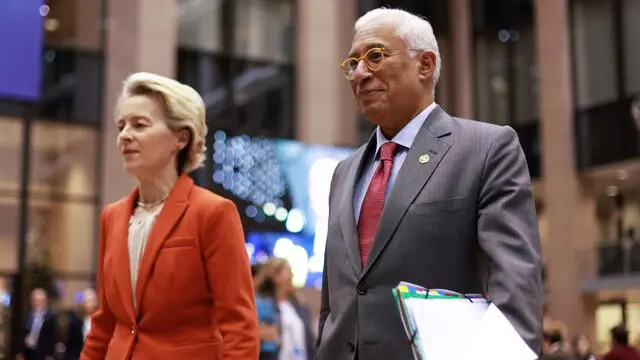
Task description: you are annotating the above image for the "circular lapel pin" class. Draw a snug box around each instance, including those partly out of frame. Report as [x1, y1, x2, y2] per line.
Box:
[418, 154, 430, 164]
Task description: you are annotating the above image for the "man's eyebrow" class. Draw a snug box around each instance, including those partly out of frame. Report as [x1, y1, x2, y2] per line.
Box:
[347, 42, 387, 58]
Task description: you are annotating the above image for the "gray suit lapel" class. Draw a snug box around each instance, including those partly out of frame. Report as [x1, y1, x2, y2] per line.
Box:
[362, 106, 453, 275]
[339, 139, 376, 276]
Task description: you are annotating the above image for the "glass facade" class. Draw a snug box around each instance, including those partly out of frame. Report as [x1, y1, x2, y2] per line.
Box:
[0, 119, 23, 276]
[177, 0, 296, 141]
[26, 122, 98, 285]
[573, 0, 640, 168]
[0, 0, 105, 356]
[472, 0, 540, 178]
[472, 0, 538, 126]
[0, 0, 104, 124]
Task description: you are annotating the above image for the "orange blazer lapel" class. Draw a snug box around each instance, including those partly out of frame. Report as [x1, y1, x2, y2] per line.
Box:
[134, 174, 192, 313]
[111, 190, 137, 323]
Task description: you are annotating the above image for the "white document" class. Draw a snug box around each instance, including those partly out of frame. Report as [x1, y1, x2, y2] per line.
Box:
[404, 298, 537, 360]
[464, 303, 538, 360]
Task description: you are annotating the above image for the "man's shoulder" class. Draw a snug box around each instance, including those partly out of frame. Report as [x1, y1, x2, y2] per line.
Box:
[334, 143, 368, 175]
[449, 116, 510, 139]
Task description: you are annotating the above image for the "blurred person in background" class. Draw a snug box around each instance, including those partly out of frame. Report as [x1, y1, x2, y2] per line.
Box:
[255, 257, 315, 360]
[601, 324, 640, 360]
[63, 289, 98, 360]
[252, 263, 264, 289]
[572, 334, 596, 360]
[540, 329, 571, 360]
[18, 288, 58, 360]
[317, 7, 542, 360]
[80, 72, 259, 360]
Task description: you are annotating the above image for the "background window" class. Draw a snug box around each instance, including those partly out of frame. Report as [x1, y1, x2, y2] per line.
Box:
[472, 0, 537, 126]
[474, 37, 510, 125]
[23, 122, 98, 303]
[595, 303, 624, 352]
[178, 0, 224, 53]
[233, 0, 294, 63]
[512, 27, 538, 125]
[622, 0, 640, 96]
[0, 118, 23, 275]
[572, 0, 618, 109]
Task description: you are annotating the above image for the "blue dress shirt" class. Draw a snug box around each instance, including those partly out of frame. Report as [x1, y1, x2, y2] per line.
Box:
[353, 102, 437, 223]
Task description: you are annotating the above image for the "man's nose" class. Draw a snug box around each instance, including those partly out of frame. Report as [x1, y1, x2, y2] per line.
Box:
[351, 60, 372, 83]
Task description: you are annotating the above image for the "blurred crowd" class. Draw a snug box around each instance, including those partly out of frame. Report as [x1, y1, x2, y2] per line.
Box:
[540, 322, 640, 360]
[11, 256, 640, 360]
[13, 288, 97, 360]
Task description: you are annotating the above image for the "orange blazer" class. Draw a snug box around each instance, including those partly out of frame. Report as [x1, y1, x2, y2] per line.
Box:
[80, 174, 259, 360]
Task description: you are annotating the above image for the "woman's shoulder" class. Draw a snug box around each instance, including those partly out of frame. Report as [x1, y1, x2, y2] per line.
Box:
[189, 185, 237, 209]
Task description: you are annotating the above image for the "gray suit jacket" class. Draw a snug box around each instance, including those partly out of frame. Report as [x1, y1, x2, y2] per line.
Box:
[316, 106, 543, 360]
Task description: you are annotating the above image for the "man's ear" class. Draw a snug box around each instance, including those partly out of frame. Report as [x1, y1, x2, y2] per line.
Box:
[417, 50, 437, 82]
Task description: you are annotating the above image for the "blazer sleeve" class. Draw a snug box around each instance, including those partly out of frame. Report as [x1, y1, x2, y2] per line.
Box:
[80, 207, 116, 360]
[202, 199, 259, 360]
[477, 126, 543, 353]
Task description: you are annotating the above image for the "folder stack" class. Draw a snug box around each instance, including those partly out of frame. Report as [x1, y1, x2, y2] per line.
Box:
[392, 281, 537, 360]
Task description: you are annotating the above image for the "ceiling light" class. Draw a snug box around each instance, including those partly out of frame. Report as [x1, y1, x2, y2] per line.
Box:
[39, 5, 50, 17]
[44, 18, 59, 32]
[617, 169, 629, 181]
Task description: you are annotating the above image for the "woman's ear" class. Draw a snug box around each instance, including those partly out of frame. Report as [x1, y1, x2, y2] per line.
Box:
[177, 129, 191, 151]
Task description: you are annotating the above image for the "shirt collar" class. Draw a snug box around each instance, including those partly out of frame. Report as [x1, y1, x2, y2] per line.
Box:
[374, 102, 437, 157]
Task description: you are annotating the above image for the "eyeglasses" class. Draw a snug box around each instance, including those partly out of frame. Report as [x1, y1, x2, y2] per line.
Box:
[339, 47, 423, 80]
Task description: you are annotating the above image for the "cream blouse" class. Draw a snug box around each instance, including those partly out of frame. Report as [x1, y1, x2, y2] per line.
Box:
[128, 204, 163, 308]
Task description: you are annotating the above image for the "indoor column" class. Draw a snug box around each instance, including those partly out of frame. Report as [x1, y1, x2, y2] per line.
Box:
[101, 0, 177, 205]
[296, 0, 358, 146]
[449, 0, 473, 118]
[534, 0, 598, 339]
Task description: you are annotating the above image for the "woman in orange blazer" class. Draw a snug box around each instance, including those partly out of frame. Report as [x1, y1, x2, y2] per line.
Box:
[80, 72, 260, 360]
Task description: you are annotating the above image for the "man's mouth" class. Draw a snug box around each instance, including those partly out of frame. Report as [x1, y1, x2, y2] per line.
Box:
[359, 89, 383, 96]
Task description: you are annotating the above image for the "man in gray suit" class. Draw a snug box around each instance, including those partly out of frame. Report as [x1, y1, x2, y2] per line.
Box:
[316, 8, 543, 360]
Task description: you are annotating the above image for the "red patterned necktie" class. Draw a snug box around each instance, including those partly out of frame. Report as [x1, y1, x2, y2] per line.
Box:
[358, 141, 399, 267]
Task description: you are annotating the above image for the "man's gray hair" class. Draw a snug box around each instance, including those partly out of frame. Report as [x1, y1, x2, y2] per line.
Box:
[355, 8, 441, 88]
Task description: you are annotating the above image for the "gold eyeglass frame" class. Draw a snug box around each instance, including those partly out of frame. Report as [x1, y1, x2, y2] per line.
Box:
[339, 47, 424, 80]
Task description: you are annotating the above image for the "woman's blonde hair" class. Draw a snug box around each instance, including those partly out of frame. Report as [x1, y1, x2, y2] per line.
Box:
[118, 72, 207, 173]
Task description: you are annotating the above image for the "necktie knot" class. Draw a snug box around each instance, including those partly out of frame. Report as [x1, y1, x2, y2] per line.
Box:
[379, 141, 398, 162]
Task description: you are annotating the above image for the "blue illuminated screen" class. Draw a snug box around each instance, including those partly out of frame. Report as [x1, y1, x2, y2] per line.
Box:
[211, 131, 355, 288]
[0, 0, 45, 102]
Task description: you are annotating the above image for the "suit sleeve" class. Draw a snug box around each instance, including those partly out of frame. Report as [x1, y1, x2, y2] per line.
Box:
[43, 314, 59, 357]
[477, 126, 543, 353]
[317, 161, 342, 348]
[317, 250, 330, 349]
[80, 207, 116, 360]
[202, 199, 259, 360]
